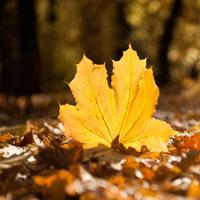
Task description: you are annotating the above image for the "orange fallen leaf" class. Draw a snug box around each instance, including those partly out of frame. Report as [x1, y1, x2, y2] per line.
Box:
[109, 175, 127, 188]
[178, 134, 200, 152]
[34, 170, 75, 199]
[187, 179, 200, 197]
[0, 133, 13, 143]
[34, 170, 74, 187]
[59, 45, 176, 151]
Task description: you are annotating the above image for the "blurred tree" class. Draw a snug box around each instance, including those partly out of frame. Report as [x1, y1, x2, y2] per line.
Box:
[169, 0, 200, 80]
[1, 0, 199, 93]
[126, 0, 173, 74]
[48, 0, 57, 23]
[127, 0, 200, 82]
[0, 0, 20, 93]
[114, 0, 131, 58]
[76, 0, 130, 63]
[76, 0, 130, 83]
[158, 0, 183, 84]
[0, 0, 40, 95]
[36, 0, 82, 91]
[76, 0, 116, 63]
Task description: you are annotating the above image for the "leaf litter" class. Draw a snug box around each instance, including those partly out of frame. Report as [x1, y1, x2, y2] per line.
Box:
[0, 108, 200, 199]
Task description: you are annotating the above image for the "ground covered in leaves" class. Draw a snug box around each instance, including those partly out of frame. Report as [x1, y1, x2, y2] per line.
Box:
[1, 83, 200, 200]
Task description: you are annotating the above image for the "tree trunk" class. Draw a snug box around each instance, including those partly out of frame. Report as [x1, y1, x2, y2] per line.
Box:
[76, 0, 130, 84]
[0, 0, 40, 95]
[157, 0, 183, 85]
[114, 0, 131, 59]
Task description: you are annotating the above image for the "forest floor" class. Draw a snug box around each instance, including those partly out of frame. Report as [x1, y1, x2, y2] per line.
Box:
[0, 80, 200, 200]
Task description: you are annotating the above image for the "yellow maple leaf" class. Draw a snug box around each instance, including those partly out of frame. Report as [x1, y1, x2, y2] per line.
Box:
[59, 45, 176, 152]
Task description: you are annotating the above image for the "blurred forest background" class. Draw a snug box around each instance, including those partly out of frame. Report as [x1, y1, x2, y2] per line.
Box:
[0, 0, 200, 95]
